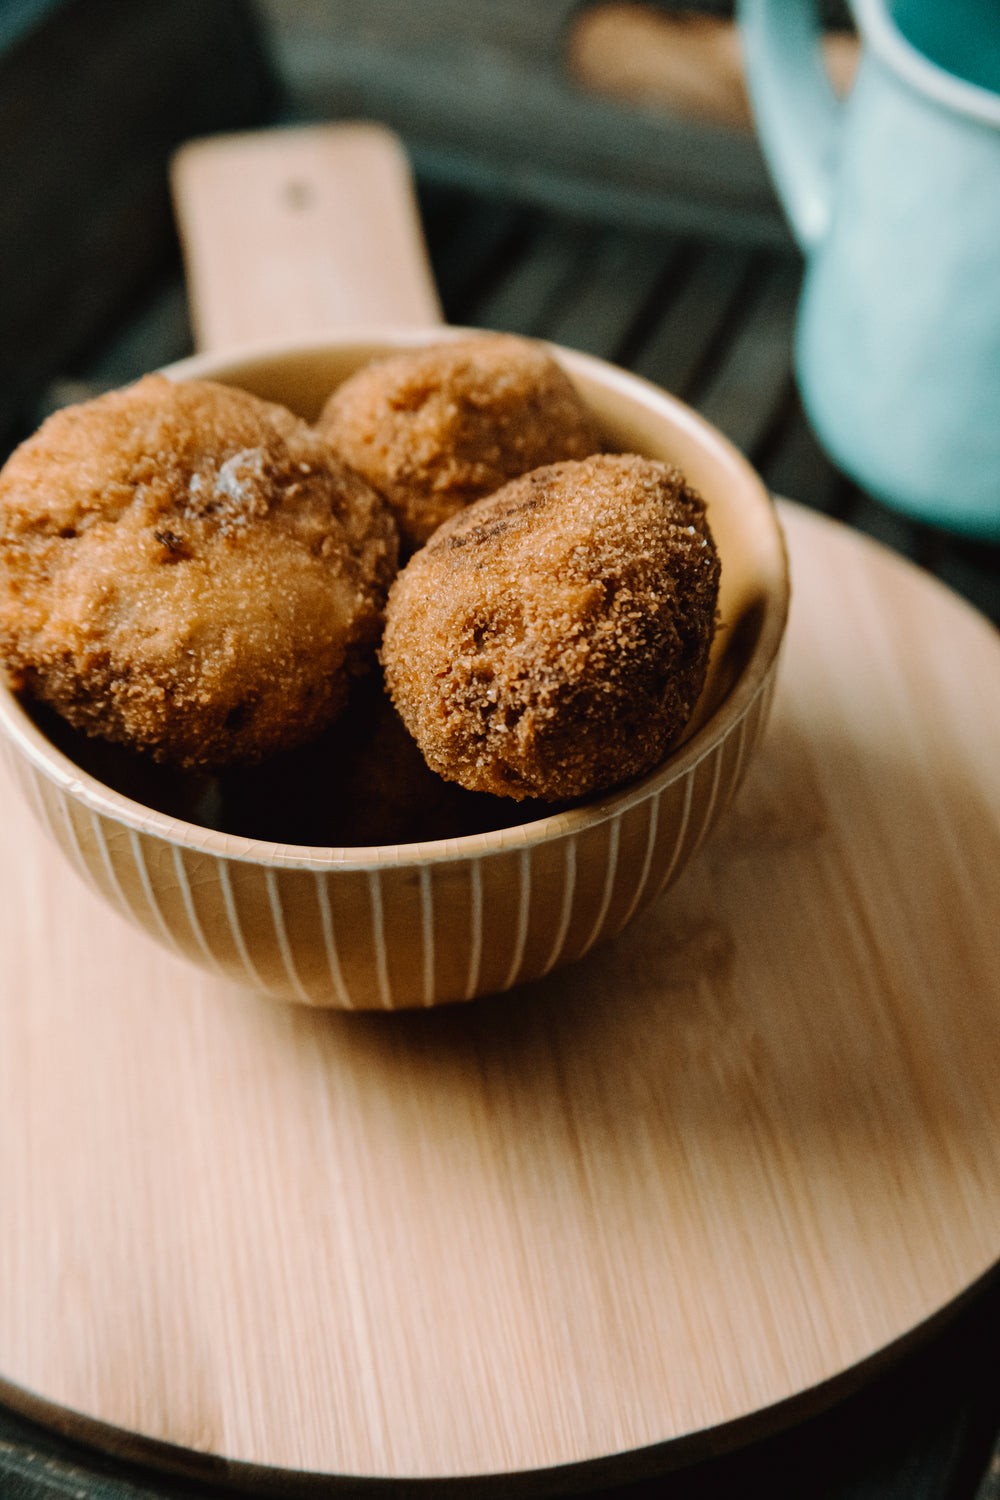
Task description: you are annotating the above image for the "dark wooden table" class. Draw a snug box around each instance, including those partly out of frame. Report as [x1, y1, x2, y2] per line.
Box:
[2, 178, 1000, 1499]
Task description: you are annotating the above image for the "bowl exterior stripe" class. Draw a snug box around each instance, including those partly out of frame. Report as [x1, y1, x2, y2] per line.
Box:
[127, 829, 187, 959]
[313, 872, 354, 1009]
[649, 774, 696, 907]
[613, 792, 660, 938]
[218, 858, 273, 995]
[265, 868, 314, 1005]
[54, 779, 97, 892]
[726, 702, 752, 800]
[367, 871, 393, 1009]
[582, 814, 621, 960]
[170, 844, 227, 978]
[88, 808, 140, 941]
[419, 866, 436, 1007]
[541, 835, 578, 978]
[471, 855, 506, 996]
[691, 740, 726, 861]
[464, 860, 484, 1002]
[501, 849, 533, 992]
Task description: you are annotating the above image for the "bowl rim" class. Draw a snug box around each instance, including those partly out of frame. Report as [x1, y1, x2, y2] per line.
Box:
[0, 330, 790, 872]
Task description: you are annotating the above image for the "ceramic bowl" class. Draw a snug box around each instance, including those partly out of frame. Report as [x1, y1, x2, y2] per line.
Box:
[0, 331, 789, 1008]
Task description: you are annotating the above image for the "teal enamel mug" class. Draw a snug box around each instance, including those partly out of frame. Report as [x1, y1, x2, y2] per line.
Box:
[739, 0, 1000, 539]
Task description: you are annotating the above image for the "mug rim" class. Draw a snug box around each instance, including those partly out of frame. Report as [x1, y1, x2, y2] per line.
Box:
[854, 0, 1000, 128]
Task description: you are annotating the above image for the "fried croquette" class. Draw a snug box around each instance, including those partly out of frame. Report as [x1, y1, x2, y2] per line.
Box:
[0, 374, 398, 770]
[216, 669, 556, 847]
[316, 333, 604, 552]
[381, 453, 721, 801]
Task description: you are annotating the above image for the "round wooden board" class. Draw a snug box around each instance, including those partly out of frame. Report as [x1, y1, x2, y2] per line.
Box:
[2, 501, 1000, 1492]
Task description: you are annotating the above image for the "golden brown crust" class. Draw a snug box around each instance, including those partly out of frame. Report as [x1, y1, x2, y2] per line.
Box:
[316, 334, 604, 552]
[381, 453, 721, 801]
[0, 374, 398, 769]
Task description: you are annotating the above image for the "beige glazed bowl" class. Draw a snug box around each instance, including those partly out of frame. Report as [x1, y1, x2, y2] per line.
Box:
[0, 331, 789, 1009]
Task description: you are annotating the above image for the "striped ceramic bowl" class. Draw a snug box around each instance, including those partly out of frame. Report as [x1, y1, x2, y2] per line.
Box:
[0, 333, 789, 1009]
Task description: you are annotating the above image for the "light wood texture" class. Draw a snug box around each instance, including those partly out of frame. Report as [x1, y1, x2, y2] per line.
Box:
[171, 124, 442, 350]
[2, 502, 999, 1486]
[567, 5, 859, 132]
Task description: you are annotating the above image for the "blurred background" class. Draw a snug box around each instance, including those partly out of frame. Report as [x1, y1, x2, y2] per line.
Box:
[1, 0, 997, 627]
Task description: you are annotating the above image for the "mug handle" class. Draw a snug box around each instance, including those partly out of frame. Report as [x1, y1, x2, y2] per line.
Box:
[737, 0, 843, 251]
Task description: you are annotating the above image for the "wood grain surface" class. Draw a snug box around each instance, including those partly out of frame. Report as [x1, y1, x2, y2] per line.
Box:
[566, 3, 859, 132]
[172, 123, 442, 351]
[1, 501, 999, 1490]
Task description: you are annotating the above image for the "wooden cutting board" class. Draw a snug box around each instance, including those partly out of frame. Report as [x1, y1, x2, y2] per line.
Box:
[1, 498, 1000, 1492]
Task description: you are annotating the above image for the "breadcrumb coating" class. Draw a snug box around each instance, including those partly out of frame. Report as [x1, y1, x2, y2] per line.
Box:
[316, 334, 603, 552]
[381, 453, 721, 801]
[0, 374, 398, 769]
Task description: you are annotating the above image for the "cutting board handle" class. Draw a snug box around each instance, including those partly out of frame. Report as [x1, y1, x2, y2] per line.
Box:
[170, 123, 443, 353]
